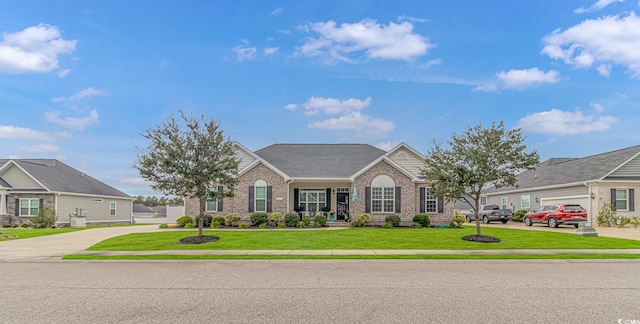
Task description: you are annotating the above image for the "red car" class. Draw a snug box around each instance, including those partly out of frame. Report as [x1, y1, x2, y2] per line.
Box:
[523, 204, 588, 228]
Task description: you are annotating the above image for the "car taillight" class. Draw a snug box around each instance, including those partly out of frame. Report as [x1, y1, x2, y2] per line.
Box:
[491, 211, 495, 215]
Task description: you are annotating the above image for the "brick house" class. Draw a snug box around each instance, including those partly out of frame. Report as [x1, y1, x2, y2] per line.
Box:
[185, 143, 454, 226]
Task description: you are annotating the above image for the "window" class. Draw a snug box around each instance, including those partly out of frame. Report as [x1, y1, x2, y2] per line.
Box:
[298, 189, 326, 213]
[372, 175, 395, 213]
[19, 198, 39, 216]
[110, 202, 116, 216]
[255, 186, 267, 212]
[206, 200, 218, 212]
[521, 195, 530, 209]
[425, 188, 437, 213]
[396, 152, 408, 160]
[615, 189, 628, 210]
[501, 197, 508, 210]
[93, 198, 103, 203]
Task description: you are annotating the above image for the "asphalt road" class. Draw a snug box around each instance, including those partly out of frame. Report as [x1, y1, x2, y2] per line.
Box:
[1, 260, 639, 323]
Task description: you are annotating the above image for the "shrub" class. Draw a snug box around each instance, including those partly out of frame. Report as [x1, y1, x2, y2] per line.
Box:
[213, 216, 225, 226]
[238, 222, 249, 229]
[269, 212, 283, 226]
[302, 217, 312, 226]
[193, 214, 213, 227]
[385, 214, 401, 227]
[314, 215, 327, 227]
[21, 223, 31, 228]
[297, 221, 306, 228]
[159, 223, 169, 229]
[512, 209, 527, 222]
[31, 206, 56, 228]
[632, 216, 640, 228]
[225, 213, 241, 227]
[211, 221, 222, 229]
[383, 221, 394, 229]
[176, 216, 194, 227]
[451, 214, 466, 228]
[412, 214, 431, 228]
[250, 212, 269, 226]
[184, 222, 194, 229]
[355, 213, 371, 226]
[278, 222, 286, 228]
[596, 203, 618, 227]
[350, 221, 364, 228]
[618, 216, 632, 228]
[284, 213, 300, 227]
[410, 222, 422, 228]
[259, 223, 268, 229]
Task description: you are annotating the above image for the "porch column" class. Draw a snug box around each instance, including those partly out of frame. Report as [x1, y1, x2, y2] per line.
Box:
[0, 190, 7, 215]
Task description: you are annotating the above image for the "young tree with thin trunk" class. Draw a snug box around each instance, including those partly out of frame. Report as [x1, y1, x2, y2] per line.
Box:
[135, 110, 239, 237]
[421, 121, 539, 236]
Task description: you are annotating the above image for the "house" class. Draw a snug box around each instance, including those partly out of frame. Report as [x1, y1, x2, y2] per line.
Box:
[483, 145, 640, 223]
[132, 203, 155, 219]
[185, 143, 454, 225]
[0, 159, 134, 226]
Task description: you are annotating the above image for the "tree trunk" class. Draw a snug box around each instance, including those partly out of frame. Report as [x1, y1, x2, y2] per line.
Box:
[474, 195, 482, 236]
[198, 198, 205, 237]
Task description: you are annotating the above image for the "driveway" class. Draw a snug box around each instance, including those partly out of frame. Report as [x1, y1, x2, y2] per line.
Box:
[473, 220, 640, 241]
[0, 225, 160, 261]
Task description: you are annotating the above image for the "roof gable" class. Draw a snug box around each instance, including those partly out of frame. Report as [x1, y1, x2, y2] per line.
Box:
[254, 144, 386, 178]
[0, 161, 47, 190]
[385, 142, 425, 176]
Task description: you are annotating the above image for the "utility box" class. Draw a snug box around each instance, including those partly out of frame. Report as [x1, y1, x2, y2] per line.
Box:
[69, 208, 87, 228]
[576, 222, 597, 237]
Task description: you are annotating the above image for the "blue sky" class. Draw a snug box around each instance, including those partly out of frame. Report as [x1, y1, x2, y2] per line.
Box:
[1, 0, 640, 196]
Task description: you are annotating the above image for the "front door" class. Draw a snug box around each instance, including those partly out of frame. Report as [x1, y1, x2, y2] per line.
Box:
[336, 192, 349, 221]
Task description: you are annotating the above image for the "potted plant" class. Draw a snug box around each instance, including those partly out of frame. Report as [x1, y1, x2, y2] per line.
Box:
[329, 209, 335, 222]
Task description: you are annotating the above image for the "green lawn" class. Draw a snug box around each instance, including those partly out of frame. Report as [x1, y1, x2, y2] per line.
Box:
[86, 227, 640, 251]
[0, 228, 86, 240]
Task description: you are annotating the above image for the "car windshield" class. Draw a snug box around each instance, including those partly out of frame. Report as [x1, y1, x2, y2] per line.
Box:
[564, 205, 584, 211]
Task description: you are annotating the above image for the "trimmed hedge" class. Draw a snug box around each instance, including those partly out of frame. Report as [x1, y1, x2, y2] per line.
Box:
[412, 214, 431, 228]
[385, 214, 401, 227]
[250, 212, 269, 226]
[284, 213, 300, 227]
[176, 216, 194, 227]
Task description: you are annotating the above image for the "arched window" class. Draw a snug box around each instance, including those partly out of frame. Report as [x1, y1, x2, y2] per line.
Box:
[396, 152, 408, 160]
[235, 150, 244, 160]
[371, 175, 395, 213]
[254, 180, 267, 212]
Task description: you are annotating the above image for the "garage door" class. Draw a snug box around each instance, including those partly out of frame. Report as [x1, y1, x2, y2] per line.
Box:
[540, 197, 589, 210]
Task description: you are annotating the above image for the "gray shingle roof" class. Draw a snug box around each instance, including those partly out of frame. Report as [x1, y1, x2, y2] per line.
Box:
[0, 159, 131, 198]
[0, 177, 11, 188]
[486, 145, 640, 194]
[133, 203, 154, 213]
[254, 144, 386, 178]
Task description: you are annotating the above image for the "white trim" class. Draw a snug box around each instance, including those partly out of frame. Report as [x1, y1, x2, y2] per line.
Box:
[0, 160, 51, 191]
[385, 142, 425, 159]
[613, 189, 629, 211]
[483, 181, 589, 196]
[520, 195, 531, 209]
[55, 191, 135, 200]
[109, 201, 117, 216]
[238, 159, 291, 180]
[599, 151, 640, 180]
[350, 156, 418, 181]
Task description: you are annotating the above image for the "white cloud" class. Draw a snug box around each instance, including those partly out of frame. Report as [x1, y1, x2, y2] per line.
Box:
[264, 47, 279, 55]
[375, 141, 399, 151]
[0, 24, 77, 74]
[57, 68, 70, 78]
[597, 63, 612, 76]
[475, 68, 561, 91]
[19, 143, 59, 153]
[270, 7, 283, 16]
[284, 103, 298, 111]
[50, 87, 107, 102]
[574, 0, 623, 13]
[0, 125, 58, 142]
[517, 108, 617, 135]
[419, 58, 442, 69]
[302, 96, 372, 115]
[120, 177, 151, 186]
[279, 29, 291, 35]
[542, 12, 640, 77]
[308, 111, 395, 138]
[397, 16, 427, 23]
[232, 45, 257, 61]
[590, 102, 605, 112]
[295, 19, 435, 62]
[44, 108, 100, 130]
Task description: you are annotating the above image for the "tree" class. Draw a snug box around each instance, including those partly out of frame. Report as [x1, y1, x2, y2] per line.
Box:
[421, 121, 539, 236]
[135, 110, 239, 237]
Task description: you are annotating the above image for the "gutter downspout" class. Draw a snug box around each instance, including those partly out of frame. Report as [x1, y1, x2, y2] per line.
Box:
[286, 179, 294, 213]
[584, 182, 592, 225]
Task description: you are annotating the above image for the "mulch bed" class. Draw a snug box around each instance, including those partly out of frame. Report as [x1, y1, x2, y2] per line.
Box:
[461, 235, 501, 243]
[179, 235, 220, 244]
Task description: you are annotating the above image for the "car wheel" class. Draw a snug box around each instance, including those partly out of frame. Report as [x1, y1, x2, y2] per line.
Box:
[466, 216, 471, 223]
[524, 217, 532, 226]
[483, 216, 489, 224]
[573, 224, 579, 228]
[501, 219, 508, 224]
[548, 217, 558, 228]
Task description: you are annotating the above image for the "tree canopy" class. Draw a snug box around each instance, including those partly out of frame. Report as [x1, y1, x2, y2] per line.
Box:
[421, 121, 539, 236]
[134, 110, 239, 236]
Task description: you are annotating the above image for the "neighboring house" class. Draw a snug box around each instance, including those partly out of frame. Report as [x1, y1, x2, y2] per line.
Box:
[0, 159, 134, 226]
[132, 203, 155, 218]
[185, 143, 454, 225]
[153, 205, 167, 218]
[483, 145, 640, 222]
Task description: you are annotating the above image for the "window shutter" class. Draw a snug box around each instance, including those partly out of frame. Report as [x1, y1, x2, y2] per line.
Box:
[15, 198, 19, 216]
[217, 186, 224, 212]
[266, 186, 273, 212]
[630, 189, 635, 212]
[395, 187, 401, 213]
[294, 188, 299, 211]
[419, 188, 425, 213]
[326, 188, 331, 211]
[365, 187, 371, 213]
[437, 197, 444, 213]
[248, 186, 254, 213]
[611, 188, 616, 210]
[39, 199, 44, 209]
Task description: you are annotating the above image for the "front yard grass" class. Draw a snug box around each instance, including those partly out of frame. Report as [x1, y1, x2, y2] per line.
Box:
[86, 227, 640, 251]
[0, 228, 86, 240]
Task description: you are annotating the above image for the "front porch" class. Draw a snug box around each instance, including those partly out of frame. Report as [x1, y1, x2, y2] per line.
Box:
[288, 181, 353, 222]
